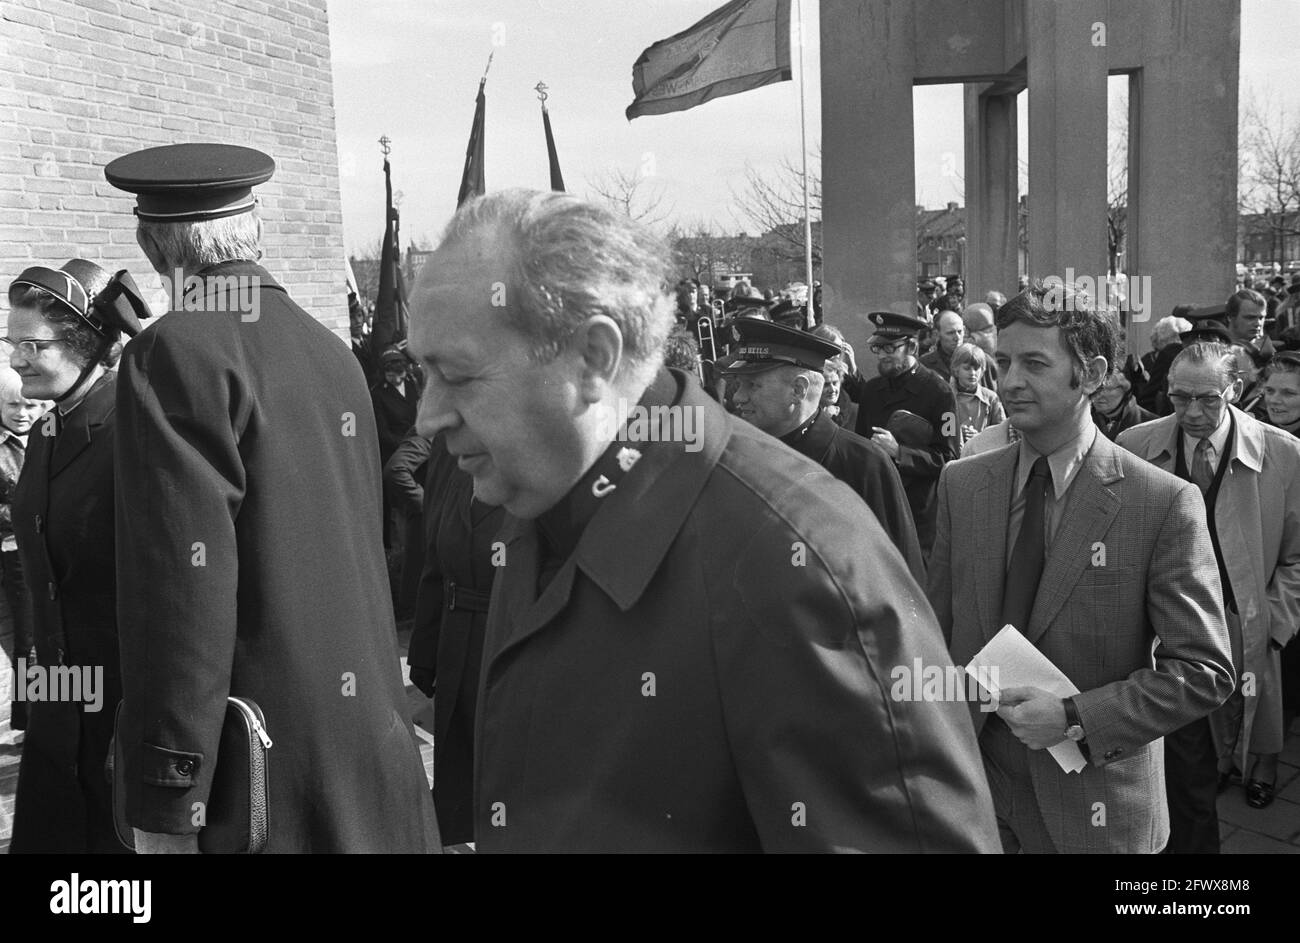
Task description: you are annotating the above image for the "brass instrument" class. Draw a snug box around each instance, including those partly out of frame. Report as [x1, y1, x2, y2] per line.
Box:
[696, 314, 717, 385]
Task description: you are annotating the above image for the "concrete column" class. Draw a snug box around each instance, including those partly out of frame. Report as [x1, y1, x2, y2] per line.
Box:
[1124, 0, 1240, 351]
[820, 0, 917, 357]
[1025, 0, 1109, 286]
[964, 83, 1021, 305]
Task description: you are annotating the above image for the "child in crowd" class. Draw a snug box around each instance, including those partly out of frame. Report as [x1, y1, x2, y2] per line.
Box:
[950, 343, 1005, 453]
[0, 366, 50, 734]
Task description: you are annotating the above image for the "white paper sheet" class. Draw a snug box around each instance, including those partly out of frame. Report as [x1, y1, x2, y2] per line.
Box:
[966, 624, 1088, 774]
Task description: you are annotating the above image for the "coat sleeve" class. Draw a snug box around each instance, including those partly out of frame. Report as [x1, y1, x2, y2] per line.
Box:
[926, 465, 956, 647]
[408, 454, 446, 674]
[114, 327, 248, 834]
[893, 383, 958, 481]
[383, 433, 432, 516]
[1266, 458, 1300, 649]
[858, 445, 926, 585]
[1070, 481, 1235, 764]
[714, 487, 999, 852]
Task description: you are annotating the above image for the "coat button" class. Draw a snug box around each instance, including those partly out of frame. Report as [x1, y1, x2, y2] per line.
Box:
[175, 759, 194, 776]
[34, 514, 42, 533]
[47, 581, 56, 601]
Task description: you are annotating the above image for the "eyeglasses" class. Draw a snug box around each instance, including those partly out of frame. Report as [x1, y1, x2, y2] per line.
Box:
[868, 340, 909, 355]
[1, 336, 66, 358]
[1167, 386, 1233, 410]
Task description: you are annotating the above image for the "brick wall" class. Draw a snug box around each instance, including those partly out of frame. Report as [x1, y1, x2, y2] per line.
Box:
[0, 0, 348, 336]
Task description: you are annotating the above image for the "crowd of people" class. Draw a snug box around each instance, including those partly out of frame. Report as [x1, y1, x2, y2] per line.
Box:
[2, 144, 1298, 853]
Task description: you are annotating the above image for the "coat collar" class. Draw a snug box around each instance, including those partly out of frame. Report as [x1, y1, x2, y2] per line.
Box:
[49, 371, 115, 480]
[492, 369, 729, 657]
[1128, 406, 1264, 474]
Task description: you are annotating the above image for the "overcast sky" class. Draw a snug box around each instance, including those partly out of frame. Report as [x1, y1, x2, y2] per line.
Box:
[327, 0, 1299, 256]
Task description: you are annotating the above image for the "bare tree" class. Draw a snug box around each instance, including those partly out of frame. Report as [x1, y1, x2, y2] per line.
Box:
[729, 148, 822, 267]
[586, 166, 673, 229]
[1239, 91, 1300, 267]
[669, 219, 755, 286]
[1107, 88, 1129, 276]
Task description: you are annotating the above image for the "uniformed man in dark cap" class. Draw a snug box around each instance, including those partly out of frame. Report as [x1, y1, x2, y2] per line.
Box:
[846, 311, 959, 555]
[1180, 304, 1236, 347]
[722, 320, 925, 582]
[372, 343, 420, 468]
[104, 143, 439, 853]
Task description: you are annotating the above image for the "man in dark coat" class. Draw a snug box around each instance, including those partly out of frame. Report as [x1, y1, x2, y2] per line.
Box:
[722, 319, 924, 582]
[848, 311, 960, 556]
[406, 433, 506, 845]
[409, 189, 999, 853]
[106, 144, 439, 853]
[372, 345, 420, 467]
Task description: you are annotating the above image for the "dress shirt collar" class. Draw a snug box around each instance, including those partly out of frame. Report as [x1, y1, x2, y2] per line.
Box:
[1014, 420, 1098, 502]
[1181, 409, 1231, 465]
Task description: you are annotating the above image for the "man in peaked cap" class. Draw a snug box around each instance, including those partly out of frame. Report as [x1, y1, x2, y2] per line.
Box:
[722, 320, 925, 582]
[844, 310, 959, 556]
[1180, 304, 1235, 347]
[105, 143, 439, 853]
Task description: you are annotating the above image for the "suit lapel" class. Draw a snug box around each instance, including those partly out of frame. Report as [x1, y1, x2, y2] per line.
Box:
[486, 515, 577, 662]
[1026, 435, 1123, 645]
[973, 445, 1016, 643]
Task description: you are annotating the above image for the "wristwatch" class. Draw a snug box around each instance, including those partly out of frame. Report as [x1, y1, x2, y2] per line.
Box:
[1063, 696, 1091, 761]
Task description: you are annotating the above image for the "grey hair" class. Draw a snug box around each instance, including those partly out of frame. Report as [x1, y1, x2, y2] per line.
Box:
[137, 210, 261, 274]
[1152, 315, 1191, 346]
[1171, 342, 1239, 387]
[438, 189, 675, 379]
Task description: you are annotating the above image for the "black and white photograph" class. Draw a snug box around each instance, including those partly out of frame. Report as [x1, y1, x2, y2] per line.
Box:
[0, 0, 1297, 915]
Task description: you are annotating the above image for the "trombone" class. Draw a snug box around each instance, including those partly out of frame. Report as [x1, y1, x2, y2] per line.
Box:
[696, 314, 717, 385]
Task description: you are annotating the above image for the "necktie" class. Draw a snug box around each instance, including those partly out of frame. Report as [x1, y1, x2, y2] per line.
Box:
[1191, 437, 1214, 494]
[1002, 455, 1052, 633]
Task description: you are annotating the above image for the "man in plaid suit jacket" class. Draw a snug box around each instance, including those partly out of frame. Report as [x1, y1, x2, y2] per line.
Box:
[928, 285, 1235, 853]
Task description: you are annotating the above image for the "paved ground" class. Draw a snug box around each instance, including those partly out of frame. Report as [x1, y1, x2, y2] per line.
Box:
[2, 606, 1298, 853]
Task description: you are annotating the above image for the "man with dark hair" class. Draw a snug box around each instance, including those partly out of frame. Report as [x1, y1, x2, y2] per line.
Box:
[1119, 343, 1300, 846]
[410, 188, 998, 853]
[928, 283, 1234, 853]
[1227, 288, 1274, 358]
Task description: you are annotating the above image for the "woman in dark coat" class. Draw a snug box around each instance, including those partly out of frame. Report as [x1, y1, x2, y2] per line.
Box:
[407, 433, 506, 845]
[6, 259, 149, 853]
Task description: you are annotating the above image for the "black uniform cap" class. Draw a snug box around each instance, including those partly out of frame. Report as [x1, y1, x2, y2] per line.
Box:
[104, 143, 275, 223]
[868, 310, 928, 339]
[719, 319, 841, 375]
[1180, 304, 1232, 346]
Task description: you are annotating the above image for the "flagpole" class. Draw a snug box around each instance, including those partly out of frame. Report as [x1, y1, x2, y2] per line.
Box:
[795, 0, 814, 328]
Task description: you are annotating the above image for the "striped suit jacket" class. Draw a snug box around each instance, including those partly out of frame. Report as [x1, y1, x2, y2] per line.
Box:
[928, 428, 1235, 853]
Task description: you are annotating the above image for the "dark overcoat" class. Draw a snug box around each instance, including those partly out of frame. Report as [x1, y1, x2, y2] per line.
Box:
[473, 369, 998, 853]
[372, 379, 419, 466]
[784, 410, 925, 584]
[10, 372, 125, 853]
[408, 434, 505, 844]
[851, 362, 959, 554]
[113, 261, 439, 853]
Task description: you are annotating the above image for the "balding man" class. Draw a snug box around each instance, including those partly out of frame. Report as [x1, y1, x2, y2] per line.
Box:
[962, 303, 999, 392]
[920, 310, 966, 381]
[409, 189, 998, 853]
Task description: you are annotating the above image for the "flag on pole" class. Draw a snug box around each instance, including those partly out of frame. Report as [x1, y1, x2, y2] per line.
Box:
[457, 72, 488, 207]
[626, 0, 791, 120]
[542, 104, 565, 192]
[374, 156, 409, 351]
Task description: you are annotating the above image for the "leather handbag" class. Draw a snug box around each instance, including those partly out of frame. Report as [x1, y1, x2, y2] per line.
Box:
[112, 696, 272, 854]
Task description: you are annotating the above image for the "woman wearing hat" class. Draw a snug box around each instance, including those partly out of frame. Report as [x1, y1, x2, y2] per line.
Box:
[5, 259, 149, 852]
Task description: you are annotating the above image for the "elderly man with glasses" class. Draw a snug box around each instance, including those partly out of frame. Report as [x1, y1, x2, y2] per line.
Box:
[1118, 342, 1300, 850]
